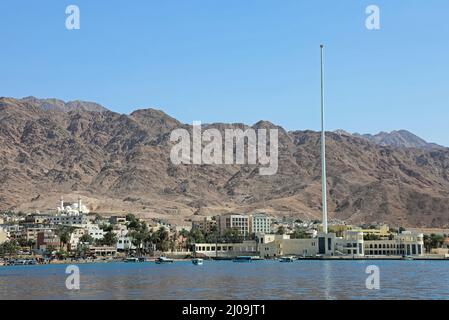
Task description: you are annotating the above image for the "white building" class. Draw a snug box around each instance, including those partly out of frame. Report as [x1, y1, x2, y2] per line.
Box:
[251, 213, 273, 234]
[116, 236, 136, 251]
[258, 233, 336, 258]
[193, 240, 258, 258]
[50, 214, 88, 226]
[364, 231, 424, 256]
[334, 231, 365, 256]
[112, 224, 129, 237]
[69, 228, 86, 249]
[57, 196, 90, 215]
[258, 231, 424, 258]
[87, 224, 105, 240]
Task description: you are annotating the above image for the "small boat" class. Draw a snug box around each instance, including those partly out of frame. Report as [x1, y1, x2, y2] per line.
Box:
[155, 256, 174, 264]
[124, 257, 139, 263]
[279, 256, 295, 262]
[233, 256, 253, 263]
[403, 256, 414, 261]
[192, 258, 203, 265]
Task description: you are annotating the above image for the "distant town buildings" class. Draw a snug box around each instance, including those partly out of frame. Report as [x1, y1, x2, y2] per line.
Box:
[192, 216, 217, 234]
[36, 230, 61, 252]
[0, 197, 439, 261]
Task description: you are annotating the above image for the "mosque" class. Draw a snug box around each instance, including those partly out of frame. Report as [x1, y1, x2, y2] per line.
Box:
[57, 196, 90, 215]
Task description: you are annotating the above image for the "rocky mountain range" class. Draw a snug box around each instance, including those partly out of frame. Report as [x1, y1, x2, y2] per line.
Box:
[1, 96, 448, 227]
[353, 130, 443, 150]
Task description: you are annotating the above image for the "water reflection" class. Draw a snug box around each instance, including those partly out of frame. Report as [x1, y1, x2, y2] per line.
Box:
[0, 260, 448, 300]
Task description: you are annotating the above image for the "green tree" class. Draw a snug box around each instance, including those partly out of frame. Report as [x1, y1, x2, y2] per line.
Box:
[79, 234, 94, 244]
[126, 214, 137, 222]
[152, 227, 170, 251]
[223, 228, 243, 243]
[424, 234, 445, 252]
[364, 234, 381, 241]
[290, 228, 310, 239]
[100, 224, 113, 232]
[100, 231, 117, 247]
[187, 229, 205, 246]
[56, 226, 74, 250]
[0, 240, 20, 256]
[130, 228, 150, 255]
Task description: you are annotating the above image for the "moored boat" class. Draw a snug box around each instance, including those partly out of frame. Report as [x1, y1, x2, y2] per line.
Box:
[155, 256, 174, 264]
[279, 256, 295, 262]
[192, 258, 203, 265]
[233, 256, 253, 263]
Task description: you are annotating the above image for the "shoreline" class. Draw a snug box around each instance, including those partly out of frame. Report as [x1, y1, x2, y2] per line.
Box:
[1, 256, 448, 267]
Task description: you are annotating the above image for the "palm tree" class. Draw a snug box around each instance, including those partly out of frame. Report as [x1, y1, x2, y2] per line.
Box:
[57, 226, 74, 250]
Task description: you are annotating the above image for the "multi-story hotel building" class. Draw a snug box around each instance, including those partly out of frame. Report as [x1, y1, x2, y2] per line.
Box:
[218, 214, 251, 237]
[251, 213, 273, 235]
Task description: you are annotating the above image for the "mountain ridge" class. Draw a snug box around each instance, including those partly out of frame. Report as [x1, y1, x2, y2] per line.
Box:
[1, 96, 448, 228]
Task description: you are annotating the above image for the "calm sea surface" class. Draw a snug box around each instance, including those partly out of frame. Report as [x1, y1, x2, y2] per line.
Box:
[0, 260, 448, 300]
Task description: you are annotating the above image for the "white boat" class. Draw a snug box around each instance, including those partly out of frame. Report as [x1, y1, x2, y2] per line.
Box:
[155, 256, 174, 264]
[279, 256, 295, 262]
[192, 258, 203, 265]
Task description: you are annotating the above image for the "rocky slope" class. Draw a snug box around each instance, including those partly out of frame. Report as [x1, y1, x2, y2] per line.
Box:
[1, 97, 448, 227]
[353, 130, 443, 150]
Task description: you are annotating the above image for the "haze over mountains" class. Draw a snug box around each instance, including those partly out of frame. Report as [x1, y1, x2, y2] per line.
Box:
[1, 96, 448, 227]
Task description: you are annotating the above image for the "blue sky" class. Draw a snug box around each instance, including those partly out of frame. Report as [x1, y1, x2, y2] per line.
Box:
[0, 1, 448, 145]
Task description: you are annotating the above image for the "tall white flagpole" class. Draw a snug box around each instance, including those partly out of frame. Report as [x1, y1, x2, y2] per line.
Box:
[320, 44, 328, 234]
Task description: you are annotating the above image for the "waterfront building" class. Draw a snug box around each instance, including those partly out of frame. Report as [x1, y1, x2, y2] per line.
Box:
[258, 233, 337, 258]
[251, 213, 273, 235]
[116, 236, 136, 251]
[88, 246, 117, 257]
[364, 231, 424, 256]
[193, 240, 258, 258]
[218, 214, 251, 237]
[334, 231, 365, 256]
[257, 230, 423, 258]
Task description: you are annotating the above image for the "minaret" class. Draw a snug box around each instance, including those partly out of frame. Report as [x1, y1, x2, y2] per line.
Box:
[60, 196, 64, 212]
[78, 196, 82, 214]
[320, 44, 328, 234]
